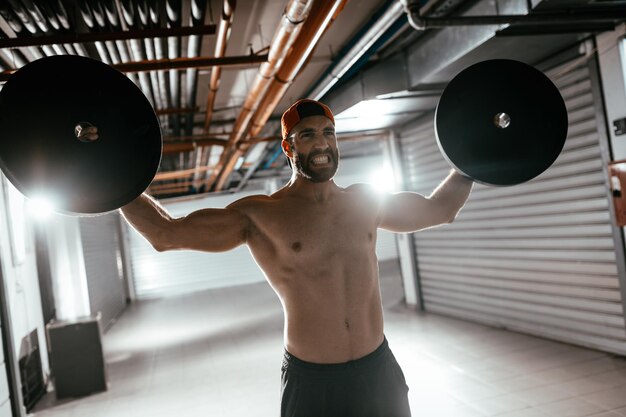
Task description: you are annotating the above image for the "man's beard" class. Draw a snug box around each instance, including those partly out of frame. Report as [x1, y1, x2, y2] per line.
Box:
[294, 148, 339, 183]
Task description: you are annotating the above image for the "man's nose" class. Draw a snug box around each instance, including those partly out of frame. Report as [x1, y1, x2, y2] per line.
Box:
[312, 133, 330, 149]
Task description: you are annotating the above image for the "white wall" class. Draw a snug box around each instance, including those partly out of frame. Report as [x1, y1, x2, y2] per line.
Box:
[0, 177, 49, 384]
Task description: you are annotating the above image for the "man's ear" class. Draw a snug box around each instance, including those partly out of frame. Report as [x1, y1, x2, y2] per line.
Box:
[281, 139, 293, 157]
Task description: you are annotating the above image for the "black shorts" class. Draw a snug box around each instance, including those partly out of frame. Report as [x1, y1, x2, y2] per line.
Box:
[280, 337, 411, 417]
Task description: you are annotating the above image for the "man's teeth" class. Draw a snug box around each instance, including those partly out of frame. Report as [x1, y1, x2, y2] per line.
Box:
[312, 155, 330, 164]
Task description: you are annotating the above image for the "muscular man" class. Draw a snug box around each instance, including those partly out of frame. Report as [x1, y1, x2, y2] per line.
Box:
[121, 99, 473, 417]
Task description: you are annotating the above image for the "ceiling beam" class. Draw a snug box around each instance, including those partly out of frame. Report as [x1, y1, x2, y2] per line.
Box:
[0, 25, 217, 49]
[0, 54, 269, 81]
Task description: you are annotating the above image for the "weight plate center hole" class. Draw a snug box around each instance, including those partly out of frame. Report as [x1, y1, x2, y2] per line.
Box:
[493, 112, 511, 129]
[75, 122, 99, 142]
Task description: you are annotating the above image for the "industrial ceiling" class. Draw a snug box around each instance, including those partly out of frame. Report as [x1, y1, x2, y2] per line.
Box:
[0, 0, 623, 199]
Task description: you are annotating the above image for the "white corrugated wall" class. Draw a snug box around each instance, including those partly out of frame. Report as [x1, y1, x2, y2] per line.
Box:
[397, 56, 626, 355]
[79, 213, 127, 331]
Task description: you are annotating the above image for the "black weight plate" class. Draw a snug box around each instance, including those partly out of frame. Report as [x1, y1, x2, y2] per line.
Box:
[435, 59, 568, 186]
[0, 55, 161, 214]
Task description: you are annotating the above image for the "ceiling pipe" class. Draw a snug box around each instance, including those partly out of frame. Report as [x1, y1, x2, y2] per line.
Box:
[34, 0, 75, 55]
[136, 0, 163, 110]
[0, 5, 31, 67]
[120, 0, 154, 105]
[89, 0, 122, 64]
[249, 0, 347, 137]
[149, 0, 170, 113]
[165, 0, 182, 137]
[48, 0, 82, 55]
[194, 0, 236, 191]
[34, 0, 74, 55]
[5, 0, 55, 57]
[213, 0, 347, 191]
[152, 165, 213, 182]
[400, 0, 625, 31]
[80, 0, 113, 64]
[205, 0, 314, 191]
[183, 0, 208, 137]
[202, 0, 236, 133]
[307, 1, 404, 100]
[100, 0, 139, 85]
[162, 138, 227, 154]
[0, 53, 267, 81]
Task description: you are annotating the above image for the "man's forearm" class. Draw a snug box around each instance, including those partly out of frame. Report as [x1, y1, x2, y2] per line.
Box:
[428, 170, 473, 222]
[120, 193, 173, 250]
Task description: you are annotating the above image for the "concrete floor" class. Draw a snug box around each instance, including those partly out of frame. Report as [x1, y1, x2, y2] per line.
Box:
[34, 261, 626, 417]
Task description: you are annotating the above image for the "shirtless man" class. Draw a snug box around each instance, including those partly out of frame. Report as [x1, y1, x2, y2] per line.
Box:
[120, 99, 473, 417]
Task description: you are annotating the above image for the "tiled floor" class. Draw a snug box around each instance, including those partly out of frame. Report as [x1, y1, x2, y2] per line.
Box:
[34, 261, 626, 417]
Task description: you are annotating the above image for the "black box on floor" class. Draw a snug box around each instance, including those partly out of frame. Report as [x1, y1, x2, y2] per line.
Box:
[46, 314, 107, 399]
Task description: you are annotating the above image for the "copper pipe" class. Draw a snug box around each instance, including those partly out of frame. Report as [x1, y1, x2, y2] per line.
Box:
[204, 0, 314, 190]
[150, 186, 195, 196]
[250, 0, 347, 137]
[212, 0, 347, 191]
[163, 133, 230, 141]
[202, 0, 236, 133]
[195, 0, 236, 189]
[162, 138, 228, 154]
[153, 166, 213, 181]
[149, 180, 199, 191]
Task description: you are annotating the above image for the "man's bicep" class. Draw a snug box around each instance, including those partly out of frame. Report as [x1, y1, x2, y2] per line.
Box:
[378, 191, 449, 233]
[171, 207, 249, 252]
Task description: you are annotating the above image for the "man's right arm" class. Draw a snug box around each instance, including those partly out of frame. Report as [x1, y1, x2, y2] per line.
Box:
[120, 193, 250, 253]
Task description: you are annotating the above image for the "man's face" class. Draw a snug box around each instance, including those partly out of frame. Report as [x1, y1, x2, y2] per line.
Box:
[287, 116, 339, 183]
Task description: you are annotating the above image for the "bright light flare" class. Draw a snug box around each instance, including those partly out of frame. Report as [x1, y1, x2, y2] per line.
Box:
[27, 196, 56, 220]
[369, 165, 396, 193]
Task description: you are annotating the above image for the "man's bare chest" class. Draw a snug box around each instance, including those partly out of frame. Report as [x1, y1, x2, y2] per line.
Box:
[248, 200, 378, 259]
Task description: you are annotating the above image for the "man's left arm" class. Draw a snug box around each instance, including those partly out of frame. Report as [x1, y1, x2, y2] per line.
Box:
[378, 170, 473, 233]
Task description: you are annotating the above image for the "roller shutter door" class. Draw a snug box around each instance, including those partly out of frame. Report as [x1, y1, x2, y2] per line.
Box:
[398, 57, 626, 354]
[80, 213, 127, 331]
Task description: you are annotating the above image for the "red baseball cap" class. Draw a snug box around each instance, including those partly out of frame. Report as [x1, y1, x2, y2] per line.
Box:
[281, 99, 335, 140]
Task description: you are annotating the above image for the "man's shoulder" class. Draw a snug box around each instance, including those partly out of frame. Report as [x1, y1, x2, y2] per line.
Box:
[227, 194, 275, 212]
[344, 183, 380, 199]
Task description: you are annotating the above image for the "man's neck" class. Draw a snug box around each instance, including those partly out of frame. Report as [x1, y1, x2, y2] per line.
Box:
[287, 175, 339, 203]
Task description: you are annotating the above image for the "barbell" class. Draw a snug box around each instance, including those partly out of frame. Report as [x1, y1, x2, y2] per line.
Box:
[0, 55, 568, 215]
